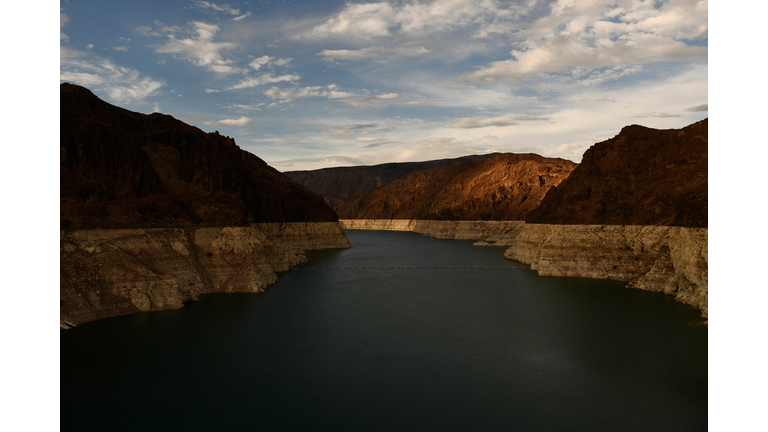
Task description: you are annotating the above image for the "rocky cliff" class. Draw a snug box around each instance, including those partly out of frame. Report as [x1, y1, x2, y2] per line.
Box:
[61, 223, 352, 327]
[61, 83, 337, 229]
[526, 120, 707, 227]
[60, 84, 351, 327]
[336, 154, 576, 220]
[284, 154, 498, 207]
[504, 224, 707, 317]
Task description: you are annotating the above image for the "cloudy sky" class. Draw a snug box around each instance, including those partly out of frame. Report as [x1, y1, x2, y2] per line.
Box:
[59, 0, 707, 171]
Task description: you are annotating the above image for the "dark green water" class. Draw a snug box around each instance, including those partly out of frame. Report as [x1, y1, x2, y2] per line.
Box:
[60, 230, 707, 431]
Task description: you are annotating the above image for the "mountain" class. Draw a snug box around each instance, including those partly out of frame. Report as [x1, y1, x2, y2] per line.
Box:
[284, 154, 499, 207]
[60, 83, 337, 229]
[335, 153, 577, 220]
[525, 119, 708, 227]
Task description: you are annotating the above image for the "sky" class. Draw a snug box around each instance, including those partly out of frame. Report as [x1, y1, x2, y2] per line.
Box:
[59, 0, 708, 171]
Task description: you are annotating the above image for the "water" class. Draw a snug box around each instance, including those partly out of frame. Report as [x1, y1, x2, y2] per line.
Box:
[60, 230, 707, 431]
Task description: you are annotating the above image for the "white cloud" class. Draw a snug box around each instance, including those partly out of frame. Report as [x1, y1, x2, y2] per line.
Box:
[309, 0, 518, 39]
[224, 103, 263, 111]
[449, 113, 551, 129]
[113, 46, 129, 51]
[60, 12, 69, 41]
[194, 1, 240, 16]
[263, 85, 356, 102]
[228, 73, 301, 90]
[233, 12, 252, 21]
[86, 44, 94, 50]
[204, 88, 219, 93]
[205, 116, 252, 127]
[340, 93, 405, 107]
[249, 55, 272, 70]
[60, 47, 165, 103]
[463, 0, 708, 82]
[318, 46, 430, 62]
[156, 22, 242, 74]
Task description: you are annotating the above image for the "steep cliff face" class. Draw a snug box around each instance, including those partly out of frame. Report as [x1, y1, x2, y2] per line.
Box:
[336, 154, 576, 220]
[526, 120, 707, 227]
[284, 154, 498, 207]
[504, 224, 708, 317]
[60, 223, 352, 327]
[60, 83, 337, 229]
[340, 219, 525, 244]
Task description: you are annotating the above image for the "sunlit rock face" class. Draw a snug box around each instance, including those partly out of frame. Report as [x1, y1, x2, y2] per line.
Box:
[526, 120, 708, 227]
[336, 153, 576, 221]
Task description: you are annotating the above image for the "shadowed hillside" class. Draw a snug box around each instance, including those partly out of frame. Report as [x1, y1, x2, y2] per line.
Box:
[60, 83, 338, 229]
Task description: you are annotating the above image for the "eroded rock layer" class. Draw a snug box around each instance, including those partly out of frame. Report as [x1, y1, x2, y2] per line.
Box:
[505, 224, 708, 318]
[60, 223, 351, 327]
[336, 154, 576, 220]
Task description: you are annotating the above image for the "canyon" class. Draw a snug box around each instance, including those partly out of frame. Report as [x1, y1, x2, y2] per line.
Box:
[339, 120, 708, 317]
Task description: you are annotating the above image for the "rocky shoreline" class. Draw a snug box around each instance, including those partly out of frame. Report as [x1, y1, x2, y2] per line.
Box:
[60, 222, 351, 328]
[340, 219, 708, 318]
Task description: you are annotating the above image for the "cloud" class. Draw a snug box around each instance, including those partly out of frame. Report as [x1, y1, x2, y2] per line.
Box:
[249, 55, 292, 70]
[204, 88, 219, 93]
[233, 12, 251, 21]
[204, 116, 252, 128]
[224, 103, 263, 111]
[263, 85, 356, 102]
[636, 112, 682, 118]
[449, 113, 551, 129]
[228, 73, 301, 90]
[156, 21, 241, 74]
[318, 46, 430, 62]
[60, 47, 165, 103]
[338, 124, 378, 130]
[60, 12, 69, 40]
[309, 0, 517, 39]
[687, 104, 708, 112]
[113, 46, 129, 51]
[462, 0, 708, 82]
[340, 93, 405, 107]
[272, 155, 367, 169]
[194, 1, 240, 16]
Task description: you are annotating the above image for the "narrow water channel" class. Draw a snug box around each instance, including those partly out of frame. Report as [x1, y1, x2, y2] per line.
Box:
[60, 230, 707, 431]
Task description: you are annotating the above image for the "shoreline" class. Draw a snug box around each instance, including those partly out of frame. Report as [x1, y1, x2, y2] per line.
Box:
[340, 219, 708, 318]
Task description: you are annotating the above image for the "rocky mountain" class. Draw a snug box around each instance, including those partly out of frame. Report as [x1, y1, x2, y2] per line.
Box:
[60, 83, 337, 230]
[284, 154, 498, 207]
[526, 119, 708, 227]
[335, 153, 577, 220]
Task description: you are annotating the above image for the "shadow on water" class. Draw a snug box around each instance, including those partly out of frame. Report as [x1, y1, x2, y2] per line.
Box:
[61, 230, 707, 432]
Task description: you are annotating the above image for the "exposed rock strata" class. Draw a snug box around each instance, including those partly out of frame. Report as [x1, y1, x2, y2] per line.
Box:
[60, 223, 351, 328]
[504, 224, 707, 318]
[341, 219, 707, 317]
[336, 154, 576, 220]
[340, 219, 525, 245]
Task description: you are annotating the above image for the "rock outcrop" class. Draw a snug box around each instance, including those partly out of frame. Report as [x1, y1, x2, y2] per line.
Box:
[61, 83, 337, 229]
[526, 119, 707, 227]
[340, 219, 525, 245]
[504, 224, 708, 317]
[284, 154, 498, 207]
[60, 223, 352, 327]
[60, 84, 351, 327]
[336, 154, 576, 220]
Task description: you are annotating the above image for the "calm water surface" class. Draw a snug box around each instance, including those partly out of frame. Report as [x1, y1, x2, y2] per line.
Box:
[61, 230, 707, 431]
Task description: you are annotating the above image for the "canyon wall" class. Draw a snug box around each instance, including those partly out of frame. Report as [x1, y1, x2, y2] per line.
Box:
[60, 223, 351, 328]
[341, 220, 707, 317]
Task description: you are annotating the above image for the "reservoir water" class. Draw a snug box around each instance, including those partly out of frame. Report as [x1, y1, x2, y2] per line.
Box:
[60, 230, 707, 431]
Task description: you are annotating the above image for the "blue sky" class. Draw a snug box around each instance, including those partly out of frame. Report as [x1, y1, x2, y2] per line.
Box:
[60, 0, 708, 171]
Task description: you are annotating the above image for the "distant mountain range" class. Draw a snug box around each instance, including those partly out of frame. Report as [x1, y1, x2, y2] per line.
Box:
[284, 154, 498, 207]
